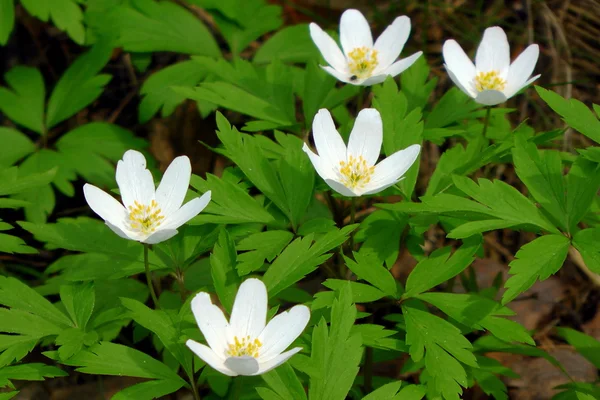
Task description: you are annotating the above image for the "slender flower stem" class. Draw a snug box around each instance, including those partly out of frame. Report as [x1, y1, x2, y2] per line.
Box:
[350, 197, 356, 225]
[188, 371, 201, 400]
[481, 106, 492, 137]
[229, 377, 243, 400]
[143, 244, 159, 309]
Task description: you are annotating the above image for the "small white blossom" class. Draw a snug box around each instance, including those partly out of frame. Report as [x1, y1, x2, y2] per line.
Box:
[83, 150, 211, 244]
[443, 26, 540, 106]
[309, 9, 422, 86]
[303, 108, 420, 197]
[186, 278, 310, 376]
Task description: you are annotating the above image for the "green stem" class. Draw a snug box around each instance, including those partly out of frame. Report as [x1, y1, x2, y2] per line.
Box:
[176, 267, 187, 302]
[188, 371, 201, 400]
[482, 106, 492, 137]
[144, 244, 160, 309]
[350, 197, 356, 225]
[229, 377, 243, 400]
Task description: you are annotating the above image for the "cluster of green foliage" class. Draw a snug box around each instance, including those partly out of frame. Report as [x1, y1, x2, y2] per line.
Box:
[1, 1, 600, 400]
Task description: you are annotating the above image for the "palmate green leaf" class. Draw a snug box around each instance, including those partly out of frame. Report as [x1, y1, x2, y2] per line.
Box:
[565, 157, 600, 232]
[236, 230, 294, 275]
[503, 234, 570, 304]
[0, 128, 35, 167]
[112, 379, 187, 400]
[121, 298, 193, 376]
[47, 341, 187, 388]
[190, 174, 275, 225]
[572, 228, 600, 273]
[320, 280, 386, 304]
[60, 283, 95, 330]
[46, 40, 113, 129]
[372, 77, 422, 199]
[403, 300, 477, 400]
[109, 0, 220, 56]
[536, 86, 600, 144]
[21, 0, 84, 44]
[0, 391, 17, 400]
[473, 335, 564, 370]
[0, 221, 36, 254]
[260, 363, 307, 400]
[363, 381, 403, 399]
[512, 132, 568, 231]
[139, 60, 208, 123]
[0, 0, 15, 45]
[153, 224, 220, 272]
[400, 57, 437, 113]
[344, 251, 399, 298]
[263, 225, 356, 297]
[301, 61, 337, 129]
[255, 24, 320, 64]
[424, 87, 479, 130]
[55, 327, 88, 361]
[553, 383, 600, 400]
[309, 284, 363, 400]
[0, 66, 45, 134]
[0, 363, 67, 388]
[351, 324, 406, 351]
[403, 236, 481, 298]
[556, 327, 600, 369]
[354, 210, 407, 268]
[210, 229, 241, 313]
[417, 292, 534, 345]
[0, 166, 56, 196]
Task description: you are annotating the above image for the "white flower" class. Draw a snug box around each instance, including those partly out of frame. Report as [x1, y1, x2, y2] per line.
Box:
[186, 278, 310, 376]
[309, 9, 422, 86]
[83, 150, 211, 244]
[443, 26, 540, 106]
[303, 108, 420, 197]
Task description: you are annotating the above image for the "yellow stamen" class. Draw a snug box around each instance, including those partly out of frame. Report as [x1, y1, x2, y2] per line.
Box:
[474, 70, 506, 92]
[127, 199, 164, 234]
[348, 47, 379, 80]
[339, 155, 375, 190]
[226, 335, 262, 358]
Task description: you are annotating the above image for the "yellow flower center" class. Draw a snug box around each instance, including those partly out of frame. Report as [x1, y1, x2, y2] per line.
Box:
[474, 70, 507, 92]
[227, 335, 262, 358]
[339, 155, 375, 190]
[127, 199, 165, 235]
[348, 47, 379, 80]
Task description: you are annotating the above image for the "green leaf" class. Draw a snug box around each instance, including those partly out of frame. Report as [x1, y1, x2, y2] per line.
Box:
[351, 324, 406, 351]
[0, 128, 35, 167]
[404, 236, 480, 298]
[139, 60, 208, 123]
[572, 228, 600, 273]
[260, 363, 307, 400]
[112, 379, 186, 400]
[394, 384, 426, 400]
[236, 230, 294, 275]
[254, 24, 319, 64]
[400, 56, 436, 112]
[0, 363, 67, 387]
[0, 167, 56, 196]
[309, 283, 363, 400]
[0, 66, 45, 134]
[503, 234, 570, 304]
[210, 229, 241, 312]
[512, 132, 567, 231]
[0, 391, 18, 400]
[536, 86, 600, 144]
[344, 251, 398, 298]
[565, 157, 600, 232]
[320, 280, 386, 304]
[60, 283, 95, 329]
[0, 0, 15, 45]
[263, 225, 356, 297]
[49, 341, 187, 386]
[403, 301, 477, 400]
[362, 381, 402, 399]
[555, 327, 600, 369]
[56, 327, 86, 361]
[301, 61, 336, 129]
[21, 0, 84, 44]
[425, 87, 478, 129]
[354, 210, 407, 268]
[46, 41, 113, 129]
[110, 0, 220, 56]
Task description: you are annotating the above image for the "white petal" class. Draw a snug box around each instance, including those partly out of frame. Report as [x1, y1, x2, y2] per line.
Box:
[190, 292, 230, 356]
[115, 150, 155, 209]
[475, 26, 510, 75]
[254, 348, 303, 376]
[229, 279, 268, 340]
[160, 191, 211, 231]
[309, 23, 347, 72]
[340, 9, 373, 56]
[83, 184, 128, 231]
[446, 67, 476, 99]
[377, 51, 422, 77]
[442, 40, 477, 97]
[302, 144, 336, 181]
[504, 44, 539, 98]
[321, 66, 352, 84]
[186, 340, 237, 376]
[155, 156, 192, 217]
[325, 178, 359, 197]
[475, 90, 507, 106]
[347, 108, 382, 166]
[142, 229, 178, 244]
[105, 221, 135, 241]
[358, 74, 389, 87]
[373, 16, 411, 69]
[312, 109, 347, 163]
[224, 356, 260, 376]
[506, 74, 540, 98]
[364, 144, 420, 194]
[258, 305, 310, 362]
